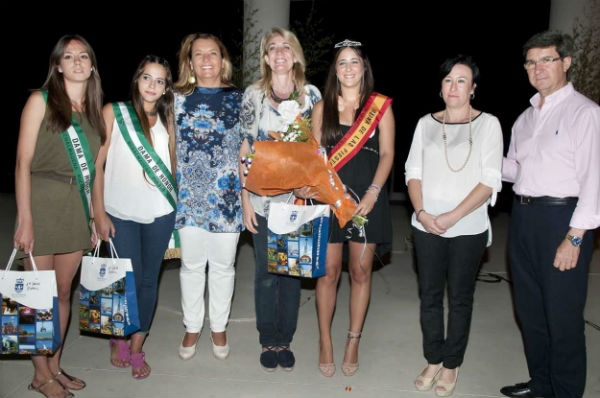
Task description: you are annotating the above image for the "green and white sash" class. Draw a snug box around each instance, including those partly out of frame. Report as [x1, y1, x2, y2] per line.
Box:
[41, 90, 95, 223]
[111, 102, 177, 209]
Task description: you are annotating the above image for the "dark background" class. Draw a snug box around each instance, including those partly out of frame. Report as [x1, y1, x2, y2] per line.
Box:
[5, 0, 552, 212]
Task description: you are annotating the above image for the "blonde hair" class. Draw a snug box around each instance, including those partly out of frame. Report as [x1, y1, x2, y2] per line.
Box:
[256, 27, 306, 94]
[174, 33, 233, 95]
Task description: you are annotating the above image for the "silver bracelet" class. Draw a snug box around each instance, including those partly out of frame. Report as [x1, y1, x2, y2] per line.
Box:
[369, 183, 381, 193]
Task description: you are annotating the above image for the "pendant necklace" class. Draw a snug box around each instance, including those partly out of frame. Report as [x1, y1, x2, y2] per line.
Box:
[442, 106, 473, 172]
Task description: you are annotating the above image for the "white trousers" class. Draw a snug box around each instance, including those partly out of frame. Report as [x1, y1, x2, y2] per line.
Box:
[179, 226, 240, 333]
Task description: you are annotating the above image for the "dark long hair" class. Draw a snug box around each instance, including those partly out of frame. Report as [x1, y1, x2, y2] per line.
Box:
[42, 34, 105, 143]
[130, 55, 176, 176]
[321, 45, 374, 147]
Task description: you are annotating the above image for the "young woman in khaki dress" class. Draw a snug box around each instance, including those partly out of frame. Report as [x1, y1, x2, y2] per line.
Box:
[14, 34, 105, 398]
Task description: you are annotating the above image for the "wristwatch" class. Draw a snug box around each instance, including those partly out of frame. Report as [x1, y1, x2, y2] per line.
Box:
[566, 234, 583, 247]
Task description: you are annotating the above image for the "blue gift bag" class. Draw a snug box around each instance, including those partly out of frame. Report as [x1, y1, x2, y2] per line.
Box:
[1, 250, 61, 356]
[267, 202, 329, 278]
[79, 241, 140, 336]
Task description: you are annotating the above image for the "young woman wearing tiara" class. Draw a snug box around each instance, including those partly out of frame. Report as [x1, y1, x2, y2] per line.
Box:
[311, 39, 395, 377]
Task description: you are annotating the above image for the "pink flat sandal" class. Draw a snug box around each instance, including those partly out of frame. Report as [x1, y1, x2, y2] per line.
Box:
[109, 339, 131, 368]
[130, 352, 151, 379]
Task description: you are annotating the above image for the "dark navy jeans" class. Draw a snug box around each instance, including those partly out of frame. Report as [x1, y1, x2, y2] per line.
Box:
[509, 198, 593, 398]
[109, 211, 175, 333]
[252, 214, 301, 347]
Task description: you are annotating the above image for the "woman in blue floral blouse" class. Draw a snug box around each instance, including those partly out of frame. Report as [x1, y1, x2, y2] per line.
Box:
[173, 33, 243, 361]
[239, 27, 322, 372]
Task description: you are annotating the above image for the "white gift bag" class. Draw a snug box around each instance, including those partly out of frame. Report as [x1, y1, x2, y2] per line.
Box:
[1, 249, 61, 356]
[79, 240, 139, 336]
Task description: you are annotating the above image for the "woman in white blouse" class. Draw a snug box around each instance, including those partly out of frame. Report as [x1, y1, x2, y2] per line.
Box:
[405, 55, 502, 397]
[93, 55, 176, 379]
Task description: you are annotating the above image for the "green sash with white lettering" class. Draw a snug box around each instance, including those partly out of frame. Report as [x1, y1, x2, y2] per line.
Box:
[111, 102, 177, 209]
[41, 90, 95, 224]
[112, 102, 180, 258]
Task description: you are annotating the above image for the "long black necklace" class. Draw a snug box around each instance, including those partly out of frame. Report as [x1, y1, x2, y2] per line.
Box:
[270, 85, 297, 103]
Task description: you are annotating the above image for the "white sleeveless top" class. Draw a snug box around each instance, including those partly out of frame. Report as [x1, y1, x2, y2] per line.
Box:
[104, 116, 173, 223]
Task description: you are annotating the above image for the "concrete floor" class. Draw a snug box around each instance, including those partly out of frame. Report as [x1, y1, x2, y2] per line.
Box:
[1, 192, 598, 398]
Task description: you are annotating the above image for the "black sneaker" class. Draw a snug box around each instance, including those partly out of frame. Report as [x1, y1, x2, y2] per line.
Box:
[277, 346, 295, 371]
[260, 346, 278, 372]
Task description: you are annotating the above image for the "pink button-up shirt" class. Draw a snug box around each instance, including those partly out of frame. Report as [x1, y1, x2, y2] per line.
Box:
[502, 83, 600, 230]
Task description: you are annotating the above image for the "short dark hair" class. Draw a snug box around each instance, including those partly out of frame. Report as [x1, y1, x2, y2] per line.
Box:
[439, 55, 480, 85]
[522, 30, 575, 58]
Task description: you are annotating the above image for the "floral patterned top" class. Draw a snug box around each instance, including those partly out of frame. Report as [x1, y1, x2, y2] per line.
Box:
[239, 84, 322, 217]
[175, 86, 244, 232]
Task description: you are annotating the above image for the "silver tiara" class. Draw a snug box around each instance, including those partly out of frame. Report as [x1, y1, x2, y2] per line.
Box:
[334, 39, 362, 49]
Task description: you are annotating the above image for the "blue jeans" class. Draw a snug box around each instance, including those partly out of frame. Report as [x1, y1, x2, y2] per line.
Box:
[109, 212, 175, 333]
[253, 214, 301, 347]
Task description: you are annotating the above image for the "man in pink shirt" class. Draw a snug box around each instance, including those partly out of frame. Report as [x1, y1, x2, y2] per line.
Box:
[500, 31, 600, 398]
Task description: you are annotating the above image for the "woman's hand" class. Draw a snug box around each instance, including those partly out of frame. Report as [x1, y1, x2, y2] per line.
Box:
[419, 212, 447, 235]
[433, 211, 459, 231]
[14, 221, 34, 253]
[95, 212, 115, 242]
[354, 191, 377, 216]
[242, 192, 258, 234]
[90, 220, 98, 247]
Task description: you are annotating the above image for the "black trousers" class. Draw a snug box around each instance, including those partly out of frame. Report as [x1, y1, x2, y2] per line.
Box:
[508, 198, 594, 398]
[412, 227, 487, 369]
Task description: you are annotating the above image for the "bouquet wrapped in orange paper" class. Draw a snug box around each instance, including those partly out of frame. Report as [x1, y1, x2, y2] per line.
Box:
[243, 137, 358, 228]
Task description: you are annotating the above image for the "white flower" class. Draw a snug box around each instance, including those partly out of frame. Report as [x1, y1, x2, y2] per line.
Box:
[278, 100, 301, 126]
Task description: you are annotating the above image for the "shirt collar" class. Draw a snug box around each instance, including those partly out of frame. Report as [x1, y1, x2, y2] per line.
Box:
[530, 82, 574, 108]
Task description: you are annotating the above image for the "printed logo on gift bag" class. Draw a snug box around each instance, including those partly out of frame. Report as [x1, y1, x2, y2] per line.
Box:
[99, 264, 106, 278]
[14, 278, 24, 294]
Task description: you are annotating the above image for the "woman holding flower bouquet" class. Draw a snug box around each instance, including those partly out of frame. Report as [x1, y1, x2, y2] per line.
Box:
[311, 40, 395, 377]
[239, 27, 321, 372]
[173, 33, 244, 362]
